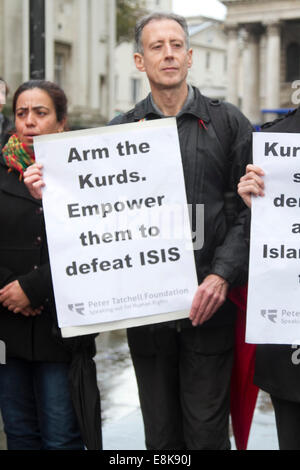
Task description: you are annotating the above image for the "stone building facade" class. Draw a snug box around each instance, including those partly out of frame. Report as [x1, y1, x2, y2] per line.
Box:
[222, 0, 300, 124]
[188, 17, 228, 101]
[0, 0, 116, 127]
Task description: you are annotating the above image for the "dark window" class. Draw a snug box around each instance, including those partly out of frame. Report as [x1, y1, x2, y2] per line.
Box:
[131, 78, 141, 104]
[286, 42, 300, 82]
[206, 51, 211, 70]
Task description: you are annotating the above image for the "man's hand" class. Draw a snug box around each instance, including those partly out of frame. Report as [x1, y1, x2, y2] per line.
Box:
[24, 163, 45, 200]
[189, 274, 229, 326]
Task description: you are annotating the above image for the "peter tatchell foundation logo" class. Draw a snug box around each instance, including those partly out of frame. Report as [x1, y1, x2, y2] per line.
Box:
[68, 303, 85, 315]
[261, 309, 300, 324]
[261, 309, 278, 323]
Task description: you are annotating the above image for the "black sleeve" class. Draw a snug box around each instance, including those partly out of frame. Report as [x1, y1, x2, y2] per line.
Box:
[17, 263, 54, 309]
[0, 267, 16, 288]
[210, 103, 253, 286]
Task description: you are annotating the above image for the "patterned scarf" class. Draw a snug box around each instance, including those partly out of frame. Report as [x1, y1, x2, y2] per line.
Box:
[2, 134, 35, 178]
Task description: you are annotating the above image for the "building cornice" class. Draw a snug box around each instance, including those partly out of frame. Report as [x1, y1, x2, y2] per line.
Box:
[222, 0, 300, 25]
[221, 0, 263, 5]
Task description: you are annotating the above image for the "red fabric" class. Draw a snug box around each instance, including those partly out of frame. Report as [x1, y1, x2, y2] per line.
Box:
[229, 285, 259, 450]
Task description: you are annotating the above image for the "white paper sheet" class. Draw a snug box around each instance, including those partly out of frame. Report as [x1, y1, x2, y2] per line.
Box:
[34, 119, 198, 337]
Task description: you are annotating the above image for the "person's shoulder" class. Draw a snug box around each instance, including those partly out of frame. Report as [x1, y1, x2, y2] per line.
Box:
[202, 94, 252, 136]
[198, 90, 250, 125]
[108, 108, 141, 126]
[261, 108, 298, 132]
[108, 95, 151, 127]
[108, 112, 130, 126]
[108, 114, 122, 126]
[219, 100, 249, 122]
[195, 89, 240, 115]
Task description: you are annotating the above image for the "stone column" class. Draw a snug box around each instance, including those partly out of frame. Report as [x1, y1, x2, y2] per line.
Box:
[22, 0, 30, 82]
[241, 26, 261, 124]
[264, 21, 281, 121]
[0, 2, 4, 74]
[45, 0, 54, 82]
[226, 25, 240, 106]
[74, 0, 89, 108]
[4, 0, 23, 88]
[107, 0, 116, 120]
[89, 0, 100, 111]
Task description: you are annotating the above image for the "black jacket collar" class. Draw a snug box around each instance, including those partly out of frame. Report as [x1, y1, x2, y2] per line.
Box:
[132, 86, 211, 123]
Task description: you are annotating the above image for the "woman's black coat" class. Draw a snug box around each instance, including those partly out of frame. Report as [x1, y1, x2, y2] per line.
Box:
[0, 157, 101, 449]
[0, 158, 72, 362]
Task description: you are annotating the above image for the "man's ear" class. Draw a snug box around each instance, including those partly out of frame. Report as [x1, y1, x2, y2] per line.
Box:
[134, 53, 145, 72]
[187, 48, 193, 69]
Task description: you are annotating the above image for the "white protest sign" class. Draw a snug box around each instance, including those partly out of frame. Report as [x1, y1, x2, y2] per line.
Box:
[246, 132, 300, 344]
[34, 118, 198, 337]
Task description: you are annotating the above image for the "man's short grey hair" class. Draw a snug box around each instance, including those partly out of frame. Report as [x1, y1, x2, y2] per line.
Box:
[135, 12, 190, 54]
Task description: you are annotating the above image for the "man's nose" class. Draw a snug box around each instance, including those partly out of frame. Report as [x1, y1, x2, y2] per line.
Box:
[163, 43, 174, 57]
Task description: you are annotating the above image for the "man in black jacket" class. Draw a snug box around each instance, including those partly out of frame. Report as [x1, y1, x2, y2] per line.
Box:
[109, 12, 252, 450]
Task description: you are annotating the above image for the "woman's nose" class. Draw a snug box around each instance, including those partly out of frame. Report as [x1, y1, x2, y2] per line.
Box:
[25, 112, 35, 126]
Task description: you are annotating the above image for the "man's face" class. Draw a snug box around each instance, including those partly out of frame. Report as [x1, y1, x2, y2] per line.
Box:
[134, 19, 193, 92]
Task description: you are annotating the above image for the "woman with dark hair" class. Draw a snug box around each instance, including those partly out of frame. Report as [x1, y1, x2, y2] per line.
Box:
[0, 80, 99, 450]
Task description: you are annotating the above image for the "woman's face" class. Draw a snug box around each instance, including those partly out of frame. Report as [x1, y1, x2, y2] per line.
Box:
[15, 88, 65, 145]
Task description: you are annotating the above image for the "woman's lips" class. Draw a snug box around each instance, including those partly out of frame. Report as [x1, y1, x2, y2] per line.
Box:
[25, 134, 38, 140]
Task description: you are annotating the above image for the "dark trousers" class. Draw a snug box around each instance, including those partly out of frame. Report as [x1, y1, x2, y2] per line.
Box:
[271, 395, 300, 450]
[0, 358, 84, 450]
[127, 324, 235, 450]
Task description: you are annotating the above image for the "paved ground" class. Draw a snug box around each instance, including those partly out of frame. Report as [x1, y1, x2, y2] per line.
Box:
[0, 331, 279, 451]
[102, 393, 278, 450]
[98, 331, 279, 451]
